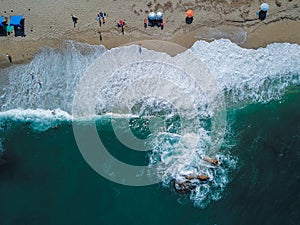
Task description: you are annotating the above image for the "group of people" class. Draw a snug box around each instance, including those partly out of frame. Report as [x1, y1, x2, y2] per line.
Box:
[96, 11, 107, 42]
[97, 12, 106, 27]
[1, 16, 19, 36]
[71, 11, 106, 41]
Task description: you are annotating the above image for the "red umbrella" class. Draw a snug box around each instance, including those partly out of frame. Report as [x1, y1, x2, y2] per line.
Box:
[186, 9, 194, 18]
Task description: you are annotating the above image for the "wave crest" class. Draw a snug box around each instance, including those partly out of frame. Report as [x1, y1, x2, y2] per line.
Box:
[0, 39, 299, 207]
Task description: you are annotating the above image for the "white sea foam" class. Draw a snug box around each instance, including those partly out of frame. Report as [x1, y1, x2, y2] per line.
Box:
[1, 39, 299, 113]
[191, 39, 300, 107]
[0, 40, 106, 113]
[147, 130, 238, 208]
[0, 39, 299, 207]
[0, 108, 72, 132]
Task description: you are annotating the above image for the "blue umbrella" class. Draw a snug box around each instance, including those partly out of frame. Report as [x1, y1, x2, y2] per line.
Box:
[148, 12, 156, 20]
[0, 16, 4, 27]
[156, 12, 163, 20]
[260, 3, 269, 12]
[10, 15, 23, 26]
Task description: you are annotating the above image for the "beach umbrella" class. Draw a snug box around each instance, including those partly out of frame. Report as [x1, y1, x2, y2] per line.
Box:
[156, 12, 163, 20]
[148, 12, 156, 20]
[186, 9, 194, 18]
[260, 3, 269, 12]
[10, 15, 23, 26]
[0, 16, 4, 27]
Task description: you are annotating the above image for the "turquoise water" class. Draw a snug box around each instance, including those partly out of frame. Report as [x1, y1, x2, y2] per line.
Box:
[0, 40, 300, 224]
[1, 90, 300, 225]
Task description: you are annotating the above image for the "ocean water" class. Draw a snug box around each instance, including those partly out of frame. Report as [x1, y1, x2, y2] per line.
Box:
[0, 39, 300, 225]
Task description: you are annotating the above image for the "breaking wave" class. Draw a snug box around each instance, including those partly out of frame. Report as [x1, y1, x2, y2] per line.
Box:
[0, 39, 299, 208]
[191, 39, 300, 107]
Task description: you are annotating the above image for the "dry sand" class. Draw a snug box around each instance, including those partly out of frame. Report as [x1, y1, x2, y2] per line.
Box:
[0, 0, 299, 67]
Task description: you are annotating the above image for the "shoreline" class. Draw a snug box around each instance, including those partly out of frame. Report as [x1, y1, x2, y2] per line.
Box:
[0, 0, 299, 67]
[1, 18, 299, 69]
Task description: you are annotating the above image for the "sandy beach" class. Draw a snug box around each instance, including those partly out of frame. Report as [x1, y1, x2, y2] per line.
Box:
[0, 0, 299, 67]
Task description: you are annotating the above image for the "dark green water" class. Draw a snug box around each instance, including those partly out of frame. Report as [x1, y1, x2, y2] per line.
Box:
[1, 89, 300, 225]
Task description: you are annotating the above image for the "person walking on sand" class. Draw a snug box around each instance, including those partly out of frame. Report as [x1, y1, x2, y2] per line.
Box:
[143, 18, 147, 29]
[71, 14, 78, 28]
[6, 53, 12, 63]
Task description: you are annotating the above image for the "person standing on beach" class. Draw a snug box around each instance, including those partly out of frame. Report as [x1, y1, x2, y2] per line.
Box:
[258, 10, 267, 21]
[144, 18, 147, 29]
[121, 19, 126, 35]
[161, 21, 165, 30]
[99, 12, 103, 19]
[97, 14, 102, 27]
[71, 14, 78, 28]
[121, 25, 124, 35]
[99, 12, 106, 25]
[138, 44, 142, 54]
[118, 19, 123, 28]
[6, 53, 12, 63]
[98, 12, 105, 26]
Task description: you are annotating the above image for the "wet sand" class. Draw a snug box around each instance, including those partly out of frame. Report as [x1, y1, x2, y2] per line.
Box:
[0, 0, 299, 66]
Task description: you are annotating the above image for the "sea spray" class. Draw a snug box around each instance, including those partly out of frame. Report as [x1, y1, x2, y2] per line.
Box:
[0, 39, 299, 208]
[0, 109, 72, 132]
[1, 39, 299, 113]
[191, 39, 300, 108]
[0, 41, 106, 113]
